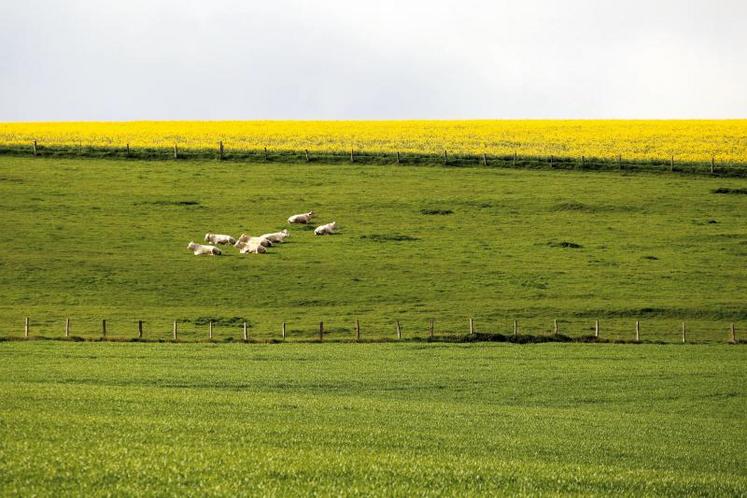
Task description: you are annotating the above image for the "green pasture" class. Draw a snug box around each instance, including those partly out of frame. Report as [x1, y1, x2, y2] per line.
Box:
[0, 342, 744, 496]
[0, 156, 746, 342]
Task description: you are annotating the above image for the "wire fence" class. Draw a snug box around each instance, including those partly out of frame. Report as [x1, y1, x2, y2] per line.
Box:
[4, 315, 743, 345]
[1, 141, 747, 177]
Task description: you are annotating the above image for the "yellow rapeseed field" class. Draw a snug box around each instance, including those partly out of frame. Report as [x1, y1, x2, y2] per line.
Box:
[0, 120, 745, 163]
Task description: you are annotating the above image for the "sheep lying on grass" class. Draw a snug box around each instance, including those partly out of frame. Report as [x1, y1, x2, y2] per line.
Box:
[314, 221, 337, 236]
[204, 233, 236, 245]
[237, 238, 268, 254]
[189, 210, 339, 257]
[288, 211, 315, 224]
[187, 241, 222, 255]
[260, 229, 290, 243]
[235, 234, 273, 254]
[235, 234, 272, 248]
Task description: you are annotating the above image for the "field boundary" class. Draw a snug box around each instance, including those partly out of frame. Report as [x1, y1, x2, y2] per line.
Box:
[2, 143, 746, 177]
[6, 317, 742, 345]
[1, 334, 743, 345]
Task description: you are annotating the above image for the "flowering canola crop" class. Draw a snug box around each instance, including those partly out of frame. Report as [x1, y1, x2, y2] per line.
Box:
[0, 120, 745, 163]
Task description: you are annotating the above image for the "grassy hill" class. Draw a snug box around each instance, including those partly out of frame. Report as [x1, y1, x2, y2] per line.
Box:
[0, 156, 746, 342]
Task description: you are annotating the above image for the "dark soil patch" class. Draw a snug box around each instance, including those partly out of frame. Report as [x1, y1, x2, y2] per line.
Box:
[420, 209, 454, 215]
[361, 234, 419, 242]
[712, 188, 747, 195]
[548, 241, 583, 249]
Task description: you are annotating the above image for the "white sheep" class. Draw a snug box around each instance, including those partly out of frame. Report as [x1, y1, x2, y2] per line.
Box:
[288, 211, 315, 224]
[259, 229, 290, 243]
[314, 221, 337, 236]
[204, 233, 236, 245]
[187, 241, 222, 255]
[238, 238, 267, 254]
[235, 233, 272, 248]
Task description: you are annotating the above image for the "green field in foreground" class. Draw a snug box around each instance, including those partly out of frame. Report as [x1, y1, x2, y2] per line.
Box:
[0, 342, 745, 496]
[0, 156, 746, 342]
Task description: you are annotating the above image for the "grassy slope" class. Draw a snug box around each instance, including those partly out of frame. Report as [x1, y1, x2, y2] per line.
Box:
[0, 156, 746, 341]
[0, 342, 745, 496]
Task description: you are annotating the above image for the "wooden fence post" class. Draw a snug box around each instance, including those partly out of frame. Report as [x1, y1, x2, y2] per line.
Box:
[513, 319, 518, 336]
[617, 154, 622, 168]
[396, 151, 400, 164]
[731, 323, 737, 343]
[396, 320, 402, 340]
[173, 320, 178, 341]
[443, 150, 447, 164]
[305, 149, 309, 162]
[355, 319, 360, 341]
[710, 156, 715, 174]
[553, 319, 558, 335]
[350, 148, 354, 163]
[32, 141, 37, 156]
[482, 153, 487, 166]
[670, 155, 674, 172]
[24, 317, 29, 337]
[282, 321, 286, 340]
[635, 321, 640, 342]
[243, 322, 248, 342]
[581, 155, 585, 168]
[126, 143, 130, 157]
[209, 321, 213, 340]
[219, 141, 224, 160]
[65, 318, 70, 338]
[319, 321, 324, 342]
[469, 317, 474, 335]
[264, 146, 268, 161]
[513, 151, 517, 167]
[173, 144, 178, 159]
[429, 319, 435, 338]
[594, 319, 599, 338]
[101, 319, 107, 338]
[138, 320, 143, 339]
[550, 155, 554, 168]
[681, 322, 686, 343]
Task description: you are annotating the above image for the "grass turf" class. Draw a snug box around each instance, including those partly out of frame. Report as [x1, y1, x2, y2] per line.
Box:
[0, 156, 746, 342]
[0, 341, 745, 496]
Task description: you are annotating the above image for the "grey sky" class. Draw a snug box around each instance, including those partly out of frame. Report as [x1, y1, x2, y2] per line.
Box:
[1, 0, 745, 121]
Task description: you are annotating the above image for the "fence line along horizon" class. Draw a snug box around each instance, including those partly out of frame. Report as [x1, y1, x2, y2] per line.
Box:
[2, 141, 745, 177]
[1, 120, 746, 164]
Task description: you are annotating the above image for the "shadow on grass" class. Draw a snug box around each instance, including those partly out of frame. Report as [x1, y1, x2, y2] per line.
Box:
[1, 334, 741, 346]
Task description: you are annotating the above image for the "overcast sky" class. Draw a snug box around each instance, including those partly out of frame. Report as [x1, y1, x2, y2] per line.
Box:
[0, 0, 745, 121]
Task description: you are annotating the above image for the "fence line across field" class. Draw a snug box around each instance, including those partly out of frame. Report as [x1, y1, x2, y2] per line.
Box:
[14, 316, 741, 344]
[7, 141, 745, 176]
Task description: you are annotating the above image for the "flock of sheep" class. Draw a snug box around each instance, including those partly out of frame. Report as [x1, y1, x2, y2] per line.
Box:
[186, 211, 337, 256]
